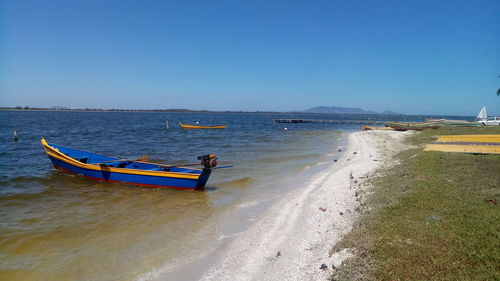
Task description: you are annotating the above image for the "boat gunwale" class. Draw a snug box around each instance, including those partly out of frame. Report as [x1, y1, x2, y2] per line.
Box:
[179, 122, 227, 129]
[41, 139, 202, 179]
[385, 121, 441, 131]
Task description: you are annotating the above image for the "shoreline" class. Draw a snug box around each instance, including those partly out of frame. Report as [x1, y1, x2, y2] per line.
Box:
[198, 130, 413, 281]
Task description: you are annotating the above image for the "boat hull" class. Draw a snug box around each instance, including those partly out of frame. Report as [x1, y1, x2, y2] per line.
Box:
[386, 121, 441, 131]
[41, 139, 211, 190]
[179, 123, 227, 129]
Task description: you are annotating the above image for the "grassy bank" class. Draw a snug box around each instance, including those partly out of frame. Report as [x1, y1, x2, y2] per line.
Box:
[332, 127, 500, 281]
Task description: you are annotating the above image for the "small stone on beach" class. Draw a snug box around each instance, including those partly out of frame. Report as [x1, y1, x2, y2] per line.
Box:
[319, 207, 327, 212]
[320, 263, 328, 270]
[339, 211, 344, 216]
[276, 251, 281, 257]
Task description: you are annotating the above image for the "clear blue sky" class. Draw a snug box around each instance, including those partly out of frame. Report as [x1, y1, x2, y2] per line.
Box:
[1, 0, 499, 115]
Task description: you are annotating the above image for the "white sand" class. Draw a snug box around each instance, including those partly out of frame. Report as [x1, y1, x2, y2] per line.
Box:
[200, 130, 412, 281]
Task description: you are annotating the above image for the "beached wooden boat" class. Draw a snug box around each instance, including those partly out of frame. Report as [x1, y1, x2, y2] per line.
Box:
[179, 122, 227, 129]
[41, 139, 217, 190]
[386, 121, 442, 131]
[362, 126, 394, 131]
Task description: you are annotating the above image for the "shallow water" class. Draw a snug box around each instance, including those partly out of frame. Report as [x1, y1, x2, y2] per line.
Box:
[0, 111, 356, 280]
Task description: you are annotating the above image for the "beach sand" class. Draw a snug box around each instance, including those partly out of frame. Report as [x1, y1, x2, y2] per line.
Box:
[199, 130, 413, 281]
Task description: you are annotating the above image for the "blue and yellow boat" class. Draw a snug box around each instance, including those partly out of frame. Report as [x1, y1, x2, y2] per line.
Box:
[41, 139, 217, 190]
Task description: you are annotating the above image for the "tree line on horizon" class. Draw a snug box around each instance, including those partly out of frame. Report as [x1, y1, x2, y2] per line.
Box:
[0, 106, 250, 113]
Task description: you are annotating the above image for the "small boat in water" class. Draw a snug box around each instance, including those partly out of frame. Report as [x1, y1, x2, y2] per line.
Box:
[41, 139, 217, 190]
[386, 121, 442, 131]
[179, 122, 227, 129]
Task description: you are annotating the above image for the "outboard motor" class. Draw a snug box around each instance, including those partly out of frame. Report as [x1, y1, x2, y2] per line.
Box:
[198, 153, 217, 169]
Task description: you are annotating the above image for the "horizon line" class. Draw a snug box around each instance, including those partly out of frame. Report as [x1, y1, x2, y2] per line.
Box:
[0, 106, 477, 117]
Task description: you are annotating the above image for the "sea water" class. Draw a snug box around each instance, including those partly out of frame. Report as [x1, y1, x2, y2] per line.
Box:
[0, 110, 440, 280]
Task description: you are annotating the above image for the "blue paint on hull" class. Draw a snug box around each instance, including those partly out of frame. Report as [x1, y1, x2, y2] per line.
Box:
[48, 156, 210, 190]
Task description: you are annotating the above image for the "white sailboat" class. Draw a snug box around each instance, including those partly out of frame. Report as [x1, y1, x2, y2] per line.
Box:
[476, 106, 487, 120]
[476, 106, 500, 126]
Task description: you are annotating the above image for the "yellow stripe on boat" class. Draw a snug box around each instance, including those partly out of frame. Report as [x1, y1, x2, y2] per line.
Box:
[436, 135, 500, 143]
[179, 123, 227, 129]
[424, 144, 500, 154]
[42, 139, 200, 179]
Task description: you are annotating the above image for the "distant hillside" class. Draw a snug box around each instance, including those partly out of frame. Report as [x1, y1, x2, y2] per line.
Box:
[380, 110, 399, 115]
[303, 106, 378, 114]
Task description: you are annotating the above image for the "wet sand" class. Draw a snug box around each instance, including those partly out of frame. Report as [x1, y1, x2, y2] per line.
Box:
[199, 130, 412, 281]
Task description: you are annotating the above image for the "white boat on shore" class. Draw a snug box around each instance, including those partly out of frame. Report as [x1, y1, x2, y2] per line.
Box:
[476, 106, 500, 126]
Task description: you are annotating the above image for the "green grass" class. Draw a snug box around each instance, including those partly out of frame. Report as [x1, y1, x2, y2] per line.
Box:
[331, 127, 500, 281]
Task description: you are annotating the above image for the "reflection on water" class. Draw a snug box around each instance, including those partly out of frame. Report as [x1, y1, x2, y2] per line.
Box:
[0, 111, 346, 281]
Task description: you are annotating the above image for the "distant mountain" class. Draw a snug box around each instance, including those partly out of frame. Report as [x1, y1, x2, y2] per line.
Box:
[303, 106, 399, 115]
[303, 106, 377, 114]
[380, 110, 399, 115]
